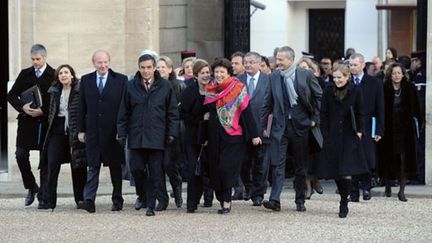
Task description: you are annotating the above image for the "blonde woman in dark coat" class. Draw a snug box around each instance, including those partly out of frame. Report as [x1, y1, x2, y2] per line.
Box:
[316, 64, 369, 218]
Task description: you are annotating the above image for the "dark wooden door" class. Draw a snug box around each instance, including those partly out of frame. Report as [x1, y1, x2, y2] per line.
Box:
[224, 0, 250, 58]
[309, 9, 345, 61]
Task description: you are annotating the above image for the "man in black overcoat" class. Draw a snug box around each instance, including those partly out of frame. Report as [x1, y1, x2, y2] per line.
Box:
[237, 52, 270, 206]
[77, 50, 128, 213]
[349, 53, 384, 202]
[261, 46, 322, 212]
[117, 54, 179, 216]
[7, 44, 55, 206]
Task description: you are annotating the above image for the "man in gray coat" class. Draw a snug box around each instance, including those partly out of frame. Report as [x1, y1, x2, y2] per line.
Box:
[261, 46, 322, 212]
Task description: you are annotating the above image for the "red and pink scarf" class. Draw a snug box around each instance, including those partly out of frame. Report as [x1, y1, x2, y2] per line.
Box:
[204, 76, 250, 136]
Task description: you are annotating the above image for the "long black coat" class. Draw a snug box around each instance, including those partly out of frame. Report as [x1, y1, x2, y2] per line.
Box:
[316, 83, 369, 179]
[356, 74, 384, 170]
[117, 72, 179, 150]
[179, 80, 206, 146]
[77, 69, 127, 167]
[7, 65, 55, 150]
[377, 81, 422, 179]
[40, 82, 86, 169]
[205, 87, 259, 190]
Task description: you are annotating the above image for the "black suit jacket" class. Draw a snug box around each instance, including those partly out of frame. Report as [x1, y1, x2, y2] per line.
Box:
[237, 71, 270, 140]
[261, 68, 322, 164]
[78, 69, 127, 166]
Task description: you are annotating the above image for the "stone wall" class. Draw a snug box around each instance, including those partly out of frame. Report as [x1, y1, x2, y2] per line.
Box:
[9, 0, 159, 79]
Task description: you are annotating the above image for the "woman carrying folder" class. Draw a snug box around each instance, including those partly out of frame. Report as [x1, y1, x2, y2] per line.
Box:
[377, 63, 422, 202]
[38, 64, 87, 210]
[316, 64, 368, 218]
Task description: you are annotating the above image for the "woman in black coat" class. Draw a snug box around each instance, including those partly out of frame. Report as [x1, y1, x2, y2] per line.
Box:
[179, 59, 214, 213]
[39, 64, 87, 210]
[316, 64, 369, 218]
[203, 58, 261, 214]
[377, 63, 422, 202]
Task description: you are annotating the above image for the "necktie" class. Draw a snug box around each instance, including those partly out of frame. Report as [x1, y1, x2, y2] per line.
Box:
[35, 69, 41, 78]
[143, 80, 150, 91]
[248, 77, 255, 96]
[98, 77, 104, 94]
[354, 77, 360, 85]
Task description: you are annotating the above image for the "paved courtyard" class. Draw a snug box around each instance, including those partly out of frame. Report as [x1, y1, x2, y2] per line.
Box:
[1, 190, 431, 243]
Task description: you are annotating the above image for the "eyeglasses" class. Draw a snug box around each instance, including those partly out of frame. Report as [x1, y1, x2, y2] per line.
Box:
[244, 61, 258, 65]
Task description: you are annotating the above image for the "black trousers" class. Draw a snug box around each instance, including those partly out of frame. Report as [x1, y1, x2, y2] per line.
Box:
[215, 187, 232, 205]
[130, 149, 164, 210]
[44, 122, 87, 206]
[185, 145, 214, 210]
[15, 146, 46, 201]
[350, 173, 371, 197]
[240, 143, 267, 199]
[158, 147, 183, 206]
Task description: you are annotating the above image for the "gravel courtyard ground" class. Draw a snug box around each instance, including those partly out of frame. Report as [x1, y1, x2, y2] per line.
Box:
[1, 190, 431, 243]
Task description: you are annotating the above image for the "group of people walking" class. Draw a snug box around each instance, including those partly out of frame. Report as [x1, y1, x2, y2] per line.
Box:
[8, 43, 424, 218]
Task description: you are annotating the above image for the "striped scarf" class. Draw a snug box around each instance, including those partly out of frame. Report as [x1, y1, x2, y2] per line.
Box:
[204, 76, 250, 136]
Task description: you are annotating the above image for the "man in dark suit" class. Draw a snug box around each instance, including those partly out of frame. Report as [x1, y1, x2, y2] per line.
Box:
[117, 54, 179, 216]
[237, 52, 269, 206]
[77, 50, 128, 213]
[349, 52, 384, 202]
[7, 44, 54, 206]
[261, 46, 322, 212]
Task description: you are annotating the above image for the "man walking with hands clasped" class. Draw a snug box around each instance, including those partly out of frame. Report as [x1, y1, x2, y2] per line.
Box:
[77, 50, 128, 213]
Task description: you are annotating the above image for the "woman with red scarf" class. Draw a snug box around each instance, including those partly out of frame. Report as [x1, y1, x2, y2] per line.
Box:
[204, 58, 262, 214]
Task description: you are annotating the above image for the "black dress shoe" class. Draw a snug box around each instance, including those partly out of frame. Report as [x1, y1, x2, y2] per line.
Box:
[173, 185, 183, 208]
[146, 209, 155, 216]
[232, 191, 243, 200]
[262, 200, 281, 211]
[203, 201, 212, 207]
[384, 188, 392, 197]
[252, 197, 263, 206]
[349, 195, 359, 202]
[111, 202, 123, 211]
[217, 207, 231, 214]
[155, 203, 167, 211]
[38, 201, 54, 211]
[313, 185, 324, 194]
[398, 192, 408, 202]
[78, 200, 95, 213]
[296, 203, 306, 212]
[186, 208, 195, 213]
[363, 190, 371, 200]
[339, 204, 349, 218]
[135, 196, 145, 210]
[243, 191, 251, 201]
[25, 186, 39, 206]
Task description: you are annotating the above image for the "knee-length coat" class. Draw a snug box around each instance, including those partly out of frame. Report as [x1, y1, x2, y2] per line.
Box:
[377, 81, 422, 179]
[316, 83, 369, 179]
